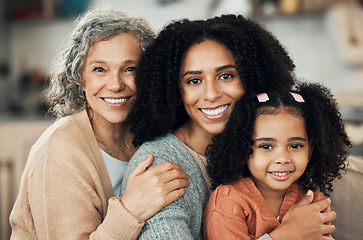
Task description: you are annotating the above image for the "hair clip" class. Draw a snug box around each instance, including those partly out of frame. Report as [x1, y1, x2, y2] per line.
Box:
[257, 93, 269, 102]
[290, 92, 305, 102]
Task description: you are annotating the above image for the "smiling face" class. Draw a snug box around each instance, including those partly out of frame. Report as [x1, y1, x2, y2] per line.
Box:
[82, 33, 142, 126]
[179, 40, 245, 136]
[247, 108, 312, 196]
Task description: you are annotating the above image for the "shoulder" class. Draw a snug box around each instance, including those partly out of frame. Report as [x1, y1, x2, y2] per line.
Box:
[206, 178, 257, 219]
[209, 178, 256, 208]
[35, 110, 89, 146]
[131, 133, 193, 166]
[26, 110, 98, 171]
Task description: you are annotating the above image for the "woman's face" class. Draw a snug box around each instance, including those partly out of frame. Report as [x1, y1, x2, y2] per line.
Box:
[82, 33, 142, 125]
[179, 40, 245, 135]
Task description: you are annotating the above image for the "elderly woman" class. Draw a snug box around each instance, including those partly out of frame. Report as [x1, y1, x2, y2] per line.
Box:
[9, 9, 189, 239]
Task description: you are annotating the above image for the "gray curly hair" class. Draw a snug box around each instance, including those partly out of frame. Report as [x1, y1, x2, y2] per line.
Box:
[44, 9, 156, 118]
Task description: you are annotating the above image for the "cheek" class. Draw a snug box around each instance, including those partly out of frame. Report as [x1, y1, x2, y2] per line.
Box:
[123, 75, 137, 92]
[180, 87, 197, 104]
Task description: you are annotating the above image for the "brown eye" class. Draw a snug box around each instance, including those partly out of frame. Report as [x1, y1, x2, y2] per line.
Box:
[219, 73, 233, 80]
[187, 79, 201, 85]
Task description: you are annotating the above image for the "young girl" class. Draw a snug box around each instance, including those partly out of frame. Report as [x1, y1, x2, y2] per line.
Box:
[203, 82, 351, 240]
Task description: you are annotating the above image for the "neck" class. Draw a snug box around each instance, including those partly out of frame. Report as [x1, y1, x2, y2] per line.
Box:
[175, 120, 214, 156]
[89, 111, 134, 161]
[252, 178, 286, 218]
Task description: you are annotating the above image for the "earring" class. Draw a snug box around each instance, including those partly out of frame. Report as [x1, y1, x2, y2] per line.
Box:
[176, 98, 182, 106]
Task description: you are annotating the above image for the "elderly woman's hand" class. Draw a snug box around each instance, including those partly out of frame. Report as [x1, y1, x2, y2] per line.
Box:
[120, 154, 190, 222]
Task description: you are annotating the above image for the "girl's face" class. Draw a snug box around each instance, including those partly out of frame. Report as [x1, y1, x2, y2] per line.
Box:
[179, 40, 245, 136]
[247, 108, 312, 196]
[82, 33, 141, 126]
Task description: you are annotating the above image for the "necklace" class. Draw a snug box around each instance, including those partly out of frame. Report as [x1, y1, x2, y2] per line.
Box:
[93, 129, 132, 159]
[179, 126, 211, 186]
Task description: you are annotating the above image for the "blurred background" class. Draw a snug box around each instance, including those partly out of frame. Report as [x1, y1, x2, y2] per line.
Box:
[0, 0, 362, 239]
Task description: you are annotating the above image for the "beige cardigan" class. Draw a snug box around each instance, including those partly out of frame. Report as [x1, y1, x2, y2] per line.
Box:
[9, 109, 144, 239]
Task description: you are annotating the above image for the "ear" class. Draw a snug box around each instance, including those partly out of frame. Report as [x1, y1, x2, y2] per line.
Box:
[81, 80, 86, 91]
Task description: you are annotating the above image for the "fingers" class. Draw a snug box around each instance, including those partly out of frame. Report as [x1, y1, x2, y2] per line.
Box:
[147, 161, 190, 182]
[163, 177, 190, 193]
[322, 210, 337, 224]
[129, 154, 154, 177]
[149, 161, 184, 173]
[295, 190, 314, 207]
[163, 187, 186, 206]
[322, 224, 336, 236]
[311, 197, 332, 212]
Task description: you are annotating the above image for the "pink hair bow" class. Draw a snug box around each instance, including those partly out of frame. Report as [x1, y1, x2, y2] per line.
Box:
[256, 93, 269, 102]
[289, 92, 305, 102]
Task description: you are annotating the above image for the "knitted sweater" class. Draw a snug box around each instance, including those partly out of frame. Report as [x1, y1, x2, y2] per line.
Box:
[120, 133, 210, 240]
[203, 177, 327, 240]
[9, 109, 144, 240]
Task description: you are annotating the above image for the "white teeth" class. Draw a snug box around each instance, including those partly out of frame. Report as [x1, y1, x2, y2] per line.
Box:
[271, 172, 290, 176]
[200, 105, 229, 116]
[103, 98, 129, 104]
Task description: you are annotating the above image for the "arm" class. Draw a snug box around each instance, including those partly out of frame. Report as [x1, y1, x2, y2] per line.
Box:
[11, 154, 189, 240]
[268, 191, 336, 240]
[120, 140, 209, 240]
[16, 158, 140, 240]
[203, 188, 252, 240]
[121, 153, 190, 222]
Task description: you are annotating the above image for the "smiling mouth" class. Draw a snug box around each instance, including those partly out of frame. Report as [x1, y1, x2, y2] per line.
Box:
[270, 171, 292, 177]
[103, 97, 131, 104]
[200, 104, 230, 116]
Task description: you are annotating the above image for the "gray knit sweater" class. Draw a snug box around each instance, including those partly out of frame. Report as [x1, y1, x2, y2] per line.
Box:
[120, 133, 210, 240]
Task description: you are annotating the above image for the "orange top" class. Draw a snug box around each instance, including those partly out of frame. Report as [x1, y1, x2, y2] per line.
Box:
[203, 177, 327, 240]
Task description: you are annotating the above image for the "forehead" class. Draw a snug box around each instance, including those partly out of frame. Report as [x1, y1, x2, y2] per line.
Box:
[86, 33, 141, 61]
[180, 40, 236, 71]
[253, 109, 307, 139]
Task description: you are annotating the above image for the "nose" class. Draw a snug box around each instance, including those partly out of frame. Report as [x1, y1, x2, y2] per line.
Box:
[203, 80, 221, 101]
[106, 71, 125, 92]
[274, 149, 291, 165]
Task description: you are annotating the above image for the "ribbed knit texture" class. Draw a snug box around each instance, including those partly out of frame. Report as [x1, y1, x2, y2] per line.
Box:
[203, 177, 327, 240]
[120, 133, 210, 240]
[9, 109, 144, 239]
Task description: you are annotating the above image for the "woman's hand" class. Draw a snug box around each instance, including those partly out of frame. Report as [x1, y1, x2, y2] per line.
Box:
[269, 190, 337, 240]
[120, 154, 190, 222]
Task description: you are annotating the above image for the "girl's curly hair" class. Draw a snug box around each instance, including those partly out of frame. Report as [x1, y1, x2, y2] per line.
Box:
[128, 14, 296, 146]
[207, 81, 351, 196]
[43, 9, 156, 118]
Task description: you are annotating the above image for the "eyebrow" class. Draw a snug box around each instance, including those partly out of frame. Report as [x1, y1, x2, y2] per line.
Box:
[254, 137, 307, 143]
[88, 59, 137, 65]
[181, 64, 237, 78]
[216, 64, 237, 72]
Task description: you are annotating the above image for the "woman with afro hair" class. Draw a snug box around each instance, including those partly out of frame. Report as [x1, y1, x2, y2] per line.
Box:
[120, 15, 337, 239]
[203, 82, 351, 239]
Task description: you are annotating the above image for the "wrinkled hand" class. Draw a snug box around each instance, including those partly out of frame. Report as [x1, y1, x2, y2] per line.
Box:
[121, 154, 190, 222]
[269, 190, 336, 240]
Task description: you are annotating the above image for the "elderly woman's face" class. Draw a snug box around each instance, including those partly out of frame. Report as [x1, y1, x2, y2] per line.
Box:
[82, 33, 142, 125]
[179, 40, 245, 136]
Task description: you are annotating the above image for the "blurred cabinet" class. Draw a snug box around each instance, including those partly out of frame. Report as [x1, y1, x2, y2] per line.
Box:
[6, 0, 55, 20]
[251, 0, 343, 17]
[0, 120, 52, 240]
[5, 0, 90, 20]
